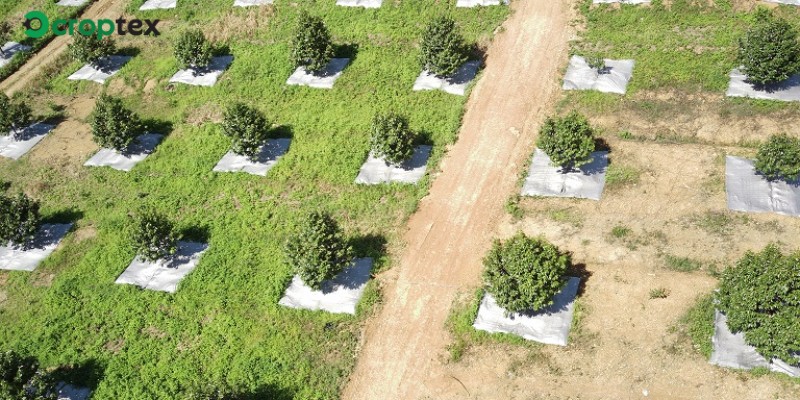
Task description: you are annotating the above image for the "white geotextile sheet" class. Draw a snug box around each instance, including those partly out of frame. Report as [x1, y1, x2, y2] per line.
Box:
[56, 0, 89, 6]
[279, 258, 373, 315]
[0, 42, 31, 68]
[56, 383, 91, 400]
[0, 124, 55, 160]
[563, 55, 634, 95]
[473, 277, 580, 346]
[169, 56, 233, 87]
[115, 241, 208, 293]
[84, 133, 163, 172]
[0, 224, 73, 272]
[456, 0, 506, 7]
[286, 58, 350, 89]
[336, 0, 382, 8]
[764, 0, 800, 5]
[726, 68, 800, 102]
[726, 156, 800, 217]
[213, 138, 290, 176]
[355, 145, 431, 185]
[140, 0, 176, 10]
[593, 0, 649, 3]
[234, 0, 273, 6]
[67, 55, 131, 84]
[413, 60, 481, 96]
[521, 149, 608, 200]
[710, 311, 800, 377]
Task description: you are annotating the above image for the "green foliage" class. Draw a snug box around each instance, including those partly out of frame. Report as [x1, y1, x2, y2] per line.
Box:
[0, 350, 56, 400]
[717, 244, 800, 364]
[586, 55, 606, 71]
[0, 94, 32, 137]
[222, 103, 270, 160]
[738, 12, 800, 86]
[419, 16, 468, 77]
[68, 32, 116, 67]
[285, 212, 354, 290]
[482, 233, 569, 313]
[0, 192, 40, 248]
[174, 29, 212, 70]
[291, 12, 334, 74]
[536, 112, 596, 171]
[0, 21, 11, 56]
[682, 294, 716, 358]
[89, 94, 142, 151]
[754, 134, 800, 182]
[369, 112, 415, 166]
[131, 209, 180, 262]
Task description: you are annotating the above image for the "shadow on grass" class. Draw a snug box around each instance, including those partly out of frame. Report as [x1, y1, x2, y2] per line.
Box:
[270, 124, 294, 139]
[349, 233, 387, 261]
[45, 208, 84, 224]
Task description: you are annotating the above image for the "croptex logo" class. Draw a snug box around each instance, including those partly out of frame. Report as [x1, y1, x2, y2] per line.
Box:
[23, 10, 161, 40]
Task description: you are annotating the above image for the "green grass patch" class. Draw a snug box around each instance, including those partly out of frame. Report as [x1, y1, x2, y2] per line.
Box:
[680, 294, 715, 359]
[664, 254, 703, 272]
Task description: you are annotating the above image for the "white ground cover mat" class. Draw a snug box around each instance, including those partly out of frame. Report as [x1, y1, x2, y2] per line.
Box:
[0, 123, 55, 160]
[563, 55, 634, 95]
[0, 224, 73, 272]
[169, 56, 233, 87]
[726, 156, 800, 217]
[726, 68, 800, 102]
[593, 0, 649, 3]
[140, 0, 176, 10]
[286, 58, 350, 89]
[84, 133, 163, 172]
[764, 0, 800, 5]
[355, 145, 432, 185]
[473, 277, 580, 346]
[456, 0, 506, 7]
[336, 0, 382, 8]
[56, 0, 89, 6]
[234, 0, 273, 6]
[710, 310, 800, 377]
[521, 149, 608, 200]
[413, 60, 481, 96]
[213, 138, 290, 176]
[0, 42, 31, 69]
[67, 55, 131, 84]
[279, 258, 373, 315]
[56, 383, 91, 400]
[115, 242, 208, 293]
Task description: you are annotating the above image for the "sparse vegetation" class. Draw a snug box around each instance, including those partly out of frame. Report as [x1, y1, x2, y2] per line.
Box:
[174, 29, 213, 70]
[221, 103, 270, 160]
[419, 16, 469, 78]
[754, 134, 800, 182]
[0, 192, 40, 247]
[664, 254, 702, 273]
[649, 287, 670, 299]
[89, 94, 142, 151]
[291, 12, 334, 74]
[369, 112, 415, 166]
[738, 10, 800, 87]
[605, 164, 641, 189]
[131, 209, 180, 262]
[537, 112, 596, 171]
[285, 212, 354, 291]
[611, 225, 631, 239]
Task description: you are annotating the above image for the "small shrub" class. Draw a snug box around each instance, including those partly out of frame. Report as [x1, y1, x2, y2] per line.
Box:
[664, 255, 701, 272]
[754, 133, 800, 182]
[291, 12, 334, 74]
[285, 212, 354, 290]
[370, 112, 415, 166]
[0, 94, 32, 138]
[0, 22, 11, 57]
[221, 103, 270, 160]
[482, 232, 569, 313]
[419, 16, 468, 77]
[0, 193, 41, 247]
[586, 55, 606, 72]
[90, 94, 142, 151]
[132, 209, 180, 262]
[611, 225, 631, 238]
[504, 195, 524, 220]
[649, 287, 670, 299]
[738, 12, 800, 86]
[536, 112, 596, 171]
[0, 350, 57, 400]
[69, 31, 116, 67]
[174, 29, 212, 70]
[717, 244, 800, 363]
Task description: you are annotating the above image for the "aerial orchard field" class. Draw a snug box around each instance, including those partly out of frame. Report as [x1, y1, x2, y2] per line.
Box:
[0, 0, 508, 398]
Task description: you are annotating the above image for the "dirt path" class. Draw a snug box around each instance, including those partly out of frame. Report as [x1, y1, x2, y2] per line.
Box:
[0, 0, 122, 95]
[341, 2, 571, 399]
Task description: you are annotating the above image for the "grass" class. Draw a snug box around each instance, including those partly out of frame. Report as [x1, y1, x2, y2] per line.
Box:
[610, 225, 631, 239]
[545, 207, 584, 228]
[605, 163, 641, 189]
[649, 287, 670, 299]
[679, 294, 715, 359]
[664, 254, 702, 272]
[0, 1, 509, 398]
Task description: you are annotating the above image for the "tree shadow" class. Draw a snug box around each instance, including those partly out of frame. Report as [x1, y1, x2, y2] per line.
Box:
[270, 124, 294, 140]
[334, 42, 359, 63]
[414, 129, 435, 146]
[213, 44, 232, 57]
[116, 46, 141, 58]
[51, 358, 105, 390]
[594, 137, 611, 153]
[44, 208, 84, 224]
[180, 225, 211, 243]
[349, 233, 387, 260]
[466, 42, 487, 64]
[566, 262, 592, 297]
[141, 119, 174, 136]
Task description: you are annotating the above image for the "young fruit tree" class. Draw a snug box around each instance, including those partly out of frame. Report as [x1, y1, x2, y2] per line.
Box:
[755, 133, 800, 182]
[174, 29, 213, 71]
[221, 103, 269, 161]
[291, 12, 334, 74]
[738, 12, 800, 86]
[717, 244, 800, 364]
[90, 94, 142, 152]
[0, 21, 11, 57]
[0, 350, 57, 400]
[586, 55, 606, 72]
[284, 211, 354, 290]
[68, 29, 116, 68]
[536, 112, 596, 172]
[419, 16, 468, 78]
[370, 112, 416, 167]
[482, 232, 569, 313]
[131, 209, 180, 262]
[0, 93, 32, 138]
[0, 193, 40, 248]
